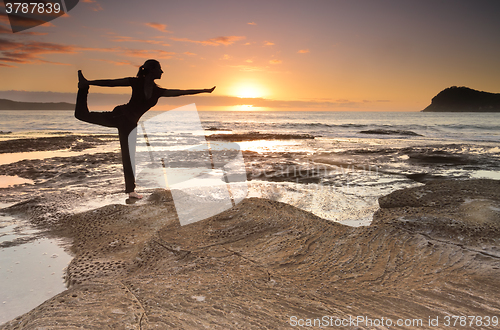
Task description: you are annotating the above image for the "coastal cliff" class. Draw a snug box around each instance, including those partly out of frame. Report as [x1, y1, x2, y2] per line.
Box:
[0, 98, 75, 110]
[422, 86, 500, 112]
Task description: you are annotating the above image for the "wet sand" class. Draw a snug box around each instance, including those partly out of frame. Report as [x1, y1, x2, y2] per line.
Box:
[0, 134, 116, 154]
[0, 179, 499, 329]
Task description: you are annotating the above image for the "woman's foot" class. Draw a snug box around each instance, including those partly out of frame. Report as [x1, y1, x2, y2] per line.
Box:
[128, 191, 143, 199]
[78, 70, 89, 90]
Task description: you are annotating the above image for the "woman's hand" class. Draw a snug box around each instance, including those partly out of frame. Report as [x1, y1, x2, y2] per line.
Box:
[206, 86, 216, 93]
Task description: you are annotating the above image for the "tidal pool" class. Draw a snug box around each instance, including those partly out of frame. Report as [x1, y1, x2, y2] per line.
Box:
[0, 214, 72, 325]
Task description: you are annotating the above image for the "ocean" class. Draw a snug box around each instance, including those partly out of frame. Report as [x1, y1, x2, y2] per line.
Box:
[2, 109, 499, 222]
[1, 109, 500, 214]
[1, 110, 500, 142]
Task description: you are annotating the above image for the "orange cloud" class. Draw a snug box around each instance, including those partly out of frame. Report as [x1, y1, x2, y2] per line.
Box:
[0, 34, 177, 67]
[264, 41, 275, 46]
[171, 36, 246, 46]
[111, 35, 171, 47]
[269, 59, 282, 64]
[145, 23, 172, 33]
[95, 59, 135, 66]
[0, 13, 56, 30]
[247, 22, 257, 25]
[229, 64, 266, 72]
[298, 49, 310, 54]
[80, 45, 177, 60]
[0, 26, 12, 34]
[122, 48, 175, 59]
[82, 0, 103, 11]
[0, 38, 77, 66]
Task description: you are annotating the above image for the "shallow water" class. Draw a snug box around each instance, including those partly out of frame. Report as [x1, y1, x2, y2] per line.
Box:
[0, 140, 120, 166]
[0, 214, 72, 325]
[0, 175, 34, 189]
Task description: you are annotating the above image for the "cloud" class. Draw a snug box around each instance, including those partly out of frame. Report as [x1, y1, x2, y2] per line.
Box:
[264, 41, 275, 46]
[0, 14, 56, 30]
[0, 26, 12, 34]
[247, 22, 257, 25]
[183, 51, 196, 56]
[80, 45, 177, 60]
[228, 64, 266, 72]
[171, 36, 246, 46]
[227, 62, 288, 73]
[221, 54, 231, 60]
[122, 48, 175, 59]
[94, 59, 135, 66]
[145, 22, 172, 33]
[0, 37, 77, 65]
[82, 0, 103, 11]
[0, 14, 10, 26]
[0, 35, 176, 67]
[111, 35, 171, 47]
[298, 49, 310, 54]
[269, 59, 282, 64]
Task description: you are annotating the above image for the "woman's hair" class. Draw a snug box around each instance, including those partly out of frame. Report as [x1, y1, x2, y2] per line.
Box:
[136, 59, 160, 78]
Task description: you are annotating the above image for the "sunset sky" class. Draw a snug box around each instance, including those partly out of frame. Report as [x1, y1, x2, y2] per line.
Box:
[1, 0, 500, 111]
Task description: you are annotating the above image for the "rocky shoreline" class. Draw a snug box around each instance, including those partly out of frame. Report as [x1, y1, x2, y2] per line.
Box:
[1, 179, 499, 329]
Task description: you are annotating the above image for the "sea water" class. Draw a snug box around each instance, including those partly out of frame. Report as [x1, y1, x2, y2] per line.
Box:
[1, 110, 499, 143]
[1, 110, 499, 222]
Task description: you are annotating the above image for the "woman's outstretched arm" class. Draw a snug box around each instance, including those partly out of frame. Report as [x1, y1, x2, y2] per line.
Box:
[162, 86, 216, 97]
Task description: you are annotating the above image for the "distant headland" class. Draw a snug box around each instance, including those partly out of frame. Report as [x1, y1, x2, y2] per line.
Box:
[422, 86, 500, 112]
[0, 98, 75, 110]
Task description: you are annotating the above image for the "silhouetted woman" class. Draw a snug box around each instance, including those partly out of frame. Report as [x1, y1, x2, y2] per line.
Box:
[75, 59, 215, 199]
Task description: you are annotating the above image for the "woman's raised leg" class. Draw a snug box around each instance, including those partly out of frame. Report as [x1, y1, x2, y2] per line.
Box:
[75, 71, 116, 128]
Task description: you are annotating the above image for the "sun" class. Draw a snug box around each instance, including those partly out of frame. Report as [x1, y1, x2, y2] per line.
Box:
[233, 83, 266, 99]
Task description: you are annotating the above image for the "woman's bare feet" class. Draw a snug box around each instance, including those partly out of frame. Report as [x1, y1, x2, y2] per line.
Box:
[78, 70, 89, 89]
[128, 191, 143, 199]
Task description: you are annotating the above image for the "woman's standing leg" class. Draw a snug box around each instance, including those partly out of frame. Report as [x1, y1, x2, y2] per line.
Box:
[118, 123, 138, 194]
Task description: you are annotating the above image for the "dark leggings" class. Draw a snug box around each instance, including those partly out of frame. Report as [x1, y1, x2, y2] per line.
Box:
[75, 87, 137, 193]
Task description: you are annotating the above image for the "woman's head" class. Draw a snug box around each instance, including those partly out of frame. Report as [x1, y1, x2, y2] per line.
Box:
[137, 59, 162, 79]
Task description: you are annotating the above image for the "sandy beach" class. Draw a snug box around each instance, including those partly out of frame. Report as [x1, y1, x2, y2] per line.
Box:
[0, 133, 499, 329]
